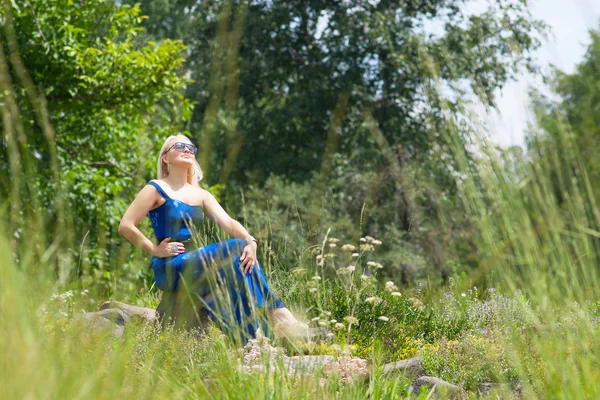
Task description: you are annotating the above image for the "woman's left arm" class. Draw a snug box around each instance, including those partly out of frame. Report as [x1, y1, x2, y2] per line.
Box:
[202, 190, 258, 274]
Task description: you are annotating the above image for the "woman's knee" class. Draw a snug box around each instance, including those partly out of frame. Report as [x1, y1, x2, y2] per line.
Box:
[224, 238, 246, 254]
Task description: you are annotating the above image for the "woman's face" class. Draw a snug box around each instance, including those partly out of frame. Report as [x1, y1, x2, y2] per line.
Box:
[162, 137, 196, 168]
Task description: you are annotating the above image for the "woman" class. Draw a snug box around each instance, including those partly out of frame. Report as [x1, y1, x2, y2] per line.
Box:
[118, 134, 307, 343]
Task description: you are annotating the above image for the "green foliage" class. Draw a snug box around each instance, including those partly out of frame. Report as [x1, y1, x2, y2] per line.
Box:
[1, 0, 191, 291]
[420, 331, 518, 391]
[127, 0, 546, 184]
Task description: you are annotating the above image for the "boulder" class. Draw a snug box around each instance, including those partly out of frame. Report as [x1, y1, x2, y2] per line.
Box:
[478, 381, 522, 398]
[83, 311, 125, 336]
[288, 355, 336, 373]
[98, 301, 157, 323]
[382, 356, 425, 379]
[411, 376, 465, 399]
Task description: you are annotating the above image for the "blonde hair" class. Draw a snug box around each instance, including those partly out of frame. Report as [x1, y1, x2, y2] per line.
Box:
[157, 135, 203, 186]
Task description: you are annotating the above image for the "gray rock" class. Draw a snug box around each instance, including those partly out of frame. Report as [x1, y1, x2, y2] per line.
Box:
[83, 312, 125, 337]
[382, 356, 425, 379]
[478, 382, 522, 398]
[288, 355, 335, 373]
[411, 376, 465, 399]
[99, 301, 157, 323]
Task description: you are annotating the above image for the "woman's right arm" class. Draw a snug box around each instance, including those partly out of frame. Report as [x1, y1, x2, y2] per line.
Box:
[118, 185, 184, 257]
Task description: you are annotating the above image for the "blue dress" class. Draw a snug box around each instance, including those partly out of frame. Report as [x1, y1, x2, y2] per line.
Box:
[147, 181, 284, 342]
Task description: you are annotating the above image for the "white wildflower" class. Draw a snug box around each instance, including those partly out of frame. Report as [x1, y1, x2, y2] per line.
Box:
[360, 238, 367, 243]
[311, 317, 320, 322]
[328, 238, 339, 243]
[334, 322, 345, 330]
[330, 319, 337, 324]
[385, 281, 398, 292]
[312, 275, 322, 281]
[378, 316, 389, 322]
[347, 265, 355, 273]
[364, 236, 375, 243]
[461, 293, 466, 297]
[344, 316, 359, 325]
[329, 243, 337, 248]
[360, 243, 375, 252]
[341, 244, 357, 251]
[365, 296, 381, 305]
[351, 252, 359, 258]
[309, 288, 318, 293]
[391, 292, 402, 297]
[372, 239, 382, 246]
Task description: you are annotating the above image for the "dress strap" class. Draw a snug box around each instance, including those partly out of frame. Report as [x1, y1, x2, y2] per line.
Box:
[148, 181, 171, 200]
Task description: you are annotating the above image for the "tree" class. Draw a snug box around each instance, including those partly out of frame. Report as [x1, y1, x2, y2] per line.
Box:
[126, 0, 546, 185]
[0, 0, 190, 289]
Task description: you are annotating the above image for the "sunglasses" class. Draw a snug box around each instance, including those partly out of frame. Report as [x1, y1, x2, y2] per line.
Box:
[163, 142, 198, 155]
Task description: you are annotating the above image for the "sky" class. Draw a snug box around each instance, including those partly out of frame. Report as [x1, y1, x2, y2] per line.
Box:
[484, 0, 600, 148]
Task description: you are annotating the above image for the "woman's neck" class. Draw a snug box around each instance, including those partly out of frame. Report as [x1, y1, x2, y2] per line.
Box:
[164, 166, 188, 189]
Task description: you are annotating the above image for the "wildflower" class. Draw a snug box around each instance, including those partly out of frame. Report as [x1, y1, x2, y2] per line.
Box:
[366, 261, 383, 269]
[319, 321, 329, 327]
[291, 268, 306, 275]
[378, 316, 389, 322]
[351, 252, 359, 258]
[80, 289, 89, 296]
[372, 239, 382, 246]
[344, 316, 359, 325]
[341, 244, 357, 251]
[365, 296, 381, 305]
[311, 317, 320, 322]
[360, 237, 367, 243]
[391, 292, 402, 297]
[334, 322, 345, 330]
[360, 243, 375, 252]
[330, 319, 337, 324]
[360, 274, 369, 281]
[316, 255, 323, 260]
[364, 236, 375, 243]
[329, 243, 337, 248]
[309, 288, 318, 293]
[347, 265, 355, 273]
[328, 238, 339, 243]
[312, 275, 322, 281]
[385, 281, 398, 292]
[60, 290, 74, 299]
[461, 293, 466, 297]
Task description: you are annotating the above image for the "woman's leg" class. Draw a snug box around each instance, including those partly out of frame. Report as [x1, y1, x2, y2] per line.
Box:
[268, 307, 309, 339]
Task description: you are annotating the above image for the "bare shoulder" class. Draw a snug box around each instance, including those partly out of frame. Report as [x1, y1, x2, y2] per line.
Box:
[193, 186, 215, 205]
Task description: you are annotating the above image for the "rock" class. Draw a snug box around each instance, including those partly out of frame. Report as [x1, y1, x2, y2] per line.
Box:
[85, 308, 127, 325]
[382, 356, 425, 379]
[99, 301, 157, 323]
[155, 290, 210, 332]
[83, 311, 125, 337]
[288, 355, 336, 373]
[478, 382, 522, 398]
[411, 376, 465, 399]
